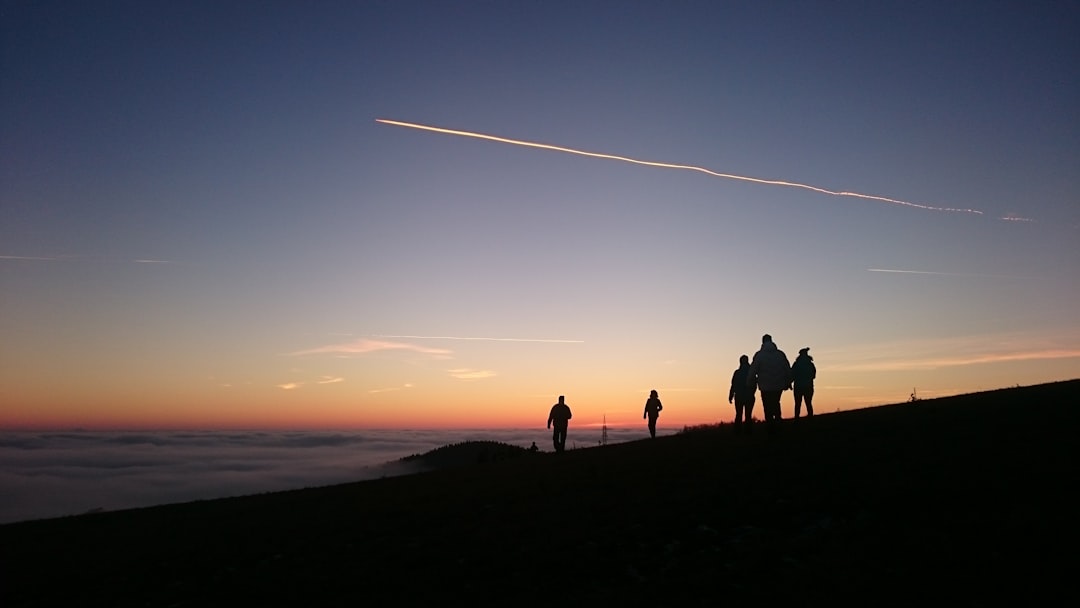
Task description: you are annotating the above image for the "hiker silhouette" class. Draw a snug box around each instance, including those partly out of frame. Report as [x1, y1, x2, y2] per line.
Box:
[729, 354, 757, 434]
[792, 347, 816, 418]
[643, 389, 663, 438]
[748, 334, 792, 433]
[547, 396, 573, 452]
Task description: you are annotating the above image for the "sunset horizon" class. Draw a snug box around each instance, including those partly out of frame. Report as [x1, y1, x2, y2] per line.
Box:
[4, 373, 1077, 431]
[3, 3, 1078, 434]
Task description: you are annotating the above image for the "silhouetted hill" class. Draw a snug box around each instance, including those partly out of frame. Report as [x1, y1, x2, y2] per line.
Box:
[401, 439, 533, 468]
[2, 380, 1076, 606]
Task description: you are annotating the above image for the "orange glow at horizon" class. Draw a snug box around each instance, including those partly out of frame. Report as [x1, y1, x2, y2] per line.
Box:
[376, 118, 986, 216]
[0, 382, 894, 431]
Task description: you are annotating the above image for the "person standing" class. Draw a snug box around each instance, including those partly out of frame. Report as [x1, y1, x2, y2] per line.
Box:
[547, 396, 573, 452]
[748, 334, 792, 433]
[643, 389, 663, 438]
[728, 355, 757, 434]
[791, 347, 816, 418]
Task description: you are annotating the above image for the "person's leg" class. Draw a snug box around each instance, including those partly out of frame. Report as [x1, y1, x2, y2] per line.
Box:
[794, 389, 804, 418]
[552, 428, 560, 451]
[734, 403, 744, 433]
[806, 388, 814, 416]
[763, 391, 781, 433]
[648, 419, 656, 438]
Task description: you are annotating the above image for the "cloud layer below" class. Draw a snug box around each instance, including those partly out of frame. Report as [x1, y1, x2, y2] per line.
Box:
[0, 428, 658, 524]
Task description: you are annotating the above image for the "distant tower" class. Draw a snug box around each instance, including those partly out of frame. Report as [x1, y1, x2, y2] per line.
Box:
[601, 414, 609, 446]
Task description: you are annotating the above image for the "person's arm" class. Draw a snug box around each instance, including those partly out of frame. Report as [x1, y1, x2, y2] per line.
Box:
[547, 407, 553, 428]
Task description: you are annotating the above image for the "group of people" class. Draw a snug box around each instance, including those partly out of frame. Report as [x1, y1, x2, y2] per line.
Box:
[728, 333, 817, 434]
[545, 389, 665, 452]
[544, 333, 816, 451]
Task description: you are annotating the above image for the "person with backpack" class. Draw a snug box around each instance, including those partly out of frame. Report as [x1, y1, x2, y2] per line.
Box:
[748, 334, 793, 434]
[547, 396, 573, 452]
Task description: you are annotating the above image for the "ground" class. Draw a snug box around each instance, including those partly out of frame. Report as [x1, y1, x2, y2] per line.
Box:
[1, 380, 1075, 606]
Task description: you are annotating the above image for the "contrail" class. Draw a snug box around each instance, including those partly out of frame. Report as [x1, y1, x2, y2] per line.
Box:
[1, 255, 176, 263]
[867, 268, 1027, 279]
[377, 334, 584, 344]
[867, 268, 963, 276]
[377, 118, 984, 216]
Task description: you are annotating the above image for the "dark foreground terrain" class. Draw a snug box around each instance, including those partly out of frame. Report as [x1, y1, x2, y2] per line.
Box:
[3, 381, 1077, 606]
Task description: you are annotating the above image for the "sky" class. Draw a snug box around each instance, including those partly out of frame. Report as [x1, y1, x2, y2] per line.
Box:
[2, 1, 1078, 430]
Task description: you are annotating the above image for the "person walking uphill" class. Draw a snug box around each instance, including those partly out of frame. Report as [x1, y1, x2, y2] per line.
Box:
[729, 355, 757, 434]
[547, 396, 573, 452]
[643, 390, 663, 438]
[792, 347, 816, 418]
[748, 334, 792, 434]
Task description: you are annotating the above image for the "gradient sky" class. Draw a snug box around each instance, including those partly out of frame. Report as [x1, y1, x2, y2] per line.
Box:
[2, 1, 1078, 430]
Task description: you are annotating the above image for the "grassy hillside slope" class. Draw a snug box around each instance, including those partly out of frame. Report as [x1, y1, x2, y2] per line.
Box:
[2, 380, 1076, 606]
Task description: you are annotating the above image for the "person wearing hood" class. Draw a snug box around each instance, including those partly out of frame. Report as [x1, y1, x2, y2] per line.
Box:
[728, 355, 756, 434]
[792, 347, 817, 418]
[748, 334, 793, 431]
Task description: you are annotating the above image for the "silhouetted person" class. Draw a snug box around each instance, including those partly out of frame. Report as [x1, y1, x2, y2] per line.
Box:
[728, 354, 757, 434]
[529, 441, 539, 453]
[643, 389, 663, 438]
[547, 396, 572, 452]
[792, 347, 816, 418]
[748, 334, 792, 434]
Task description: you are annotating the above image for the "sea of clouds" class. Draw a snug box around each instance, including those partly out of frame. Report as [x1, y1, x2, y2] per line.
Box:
[0, 427, 664, 524]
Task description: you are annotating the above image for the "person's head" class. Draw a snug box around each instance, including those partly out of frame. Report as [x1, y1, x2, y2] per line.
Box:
[558, 395, 565, 404]
[799, 347, 810, 356]
[739, 354, 749, 365]
[762, 334, 773, 344]
[650, 389, 658, 398]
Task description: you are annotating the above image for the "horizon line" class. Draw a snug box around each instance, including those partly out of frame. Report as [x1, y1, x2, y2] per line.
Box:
[375, 334, 584, 344]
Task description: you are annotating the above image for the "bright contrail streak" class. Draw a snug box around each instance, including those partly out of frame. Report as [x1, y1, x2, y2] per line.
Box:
[868, 268, 963, 276]
[377, 118, 984, 216]
[377, 334, 584, 344]
[867, 268, 1026, 278]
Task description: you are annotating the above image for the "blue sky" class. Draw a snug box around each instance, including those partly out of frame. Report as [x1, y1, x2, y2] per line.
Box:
[2, 1, 1077, 429]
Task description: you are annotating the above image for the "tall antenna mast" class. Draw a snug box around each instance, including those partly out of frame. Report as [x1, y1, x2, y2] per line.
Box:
[601, 414, 609, 446]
